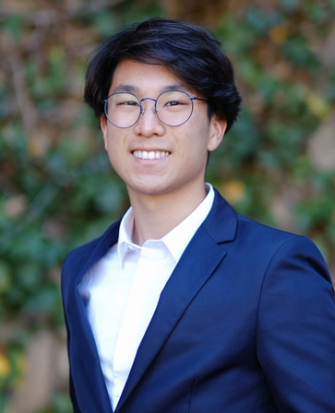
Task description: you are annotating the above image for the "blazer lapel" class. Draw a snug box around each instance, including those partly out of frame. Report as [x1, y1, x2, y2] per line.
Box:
[116, 191, 237, 411]
[66, 221, 121, 413]
[77, 221, 121, 285]
[73, 219, 121, 343]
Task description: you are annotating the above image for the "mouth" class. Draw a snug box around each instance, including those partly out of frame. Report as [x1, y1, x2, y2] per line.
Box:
[133, 150, 170, 160]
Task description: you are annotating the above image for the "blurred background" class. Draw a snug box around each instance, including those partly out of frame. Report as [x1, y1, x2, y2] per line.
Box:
[0, 0, 334, 412]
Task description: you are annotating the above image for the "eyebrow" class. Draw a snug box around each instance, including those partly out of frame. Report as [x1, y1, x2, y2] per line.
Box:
[113, 84, 139, 93]
[111, 83, 189, 95]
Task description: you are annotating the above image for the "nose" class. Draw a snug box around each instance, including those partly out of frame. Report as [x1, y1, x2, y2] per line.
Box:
[134, 98, 164, 137]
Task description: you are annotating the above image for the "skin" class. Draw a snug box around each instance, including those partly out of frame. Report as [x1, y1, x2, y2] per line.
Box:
[100, 60, 227, 245]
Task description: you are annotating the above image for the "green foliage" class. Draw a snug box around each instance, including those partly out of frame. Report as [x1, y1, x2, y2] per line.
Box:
[1, 0, 335, 411]
[37, 394, 73, 413]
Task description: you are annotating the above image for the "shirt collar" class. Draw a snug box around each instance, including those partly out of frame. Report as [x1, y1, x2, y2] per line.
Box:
[118, 208, 138, 262]
[118, 183, 215, 264]
[162, 184, 214, 262]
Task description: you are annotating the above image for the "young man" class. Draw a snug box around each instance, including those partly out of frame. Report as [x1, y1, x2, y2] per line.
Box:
[61, 18, 335, 413]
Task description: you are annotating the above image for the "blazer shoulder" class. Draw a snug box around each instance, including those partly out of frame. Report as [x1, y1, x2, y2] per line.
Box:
[209, 189, 298, 248]
[211, 189, 329, 275]
[238, 212, 333, 279]
[236, 212, 314, 254]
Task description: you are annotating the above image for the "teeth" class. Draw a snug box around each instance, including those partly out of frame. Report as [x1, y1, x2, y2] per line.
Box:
[133, 150, 169, 160]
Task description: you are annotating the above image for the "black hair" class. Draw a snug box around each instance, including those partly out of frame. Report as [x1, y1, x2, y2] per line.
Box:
[84, 18, 242, 132]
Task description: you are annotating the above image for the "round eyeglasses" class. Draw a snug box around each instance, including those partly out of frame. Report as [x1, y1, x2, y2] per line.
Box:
[103, 90, 208, 128]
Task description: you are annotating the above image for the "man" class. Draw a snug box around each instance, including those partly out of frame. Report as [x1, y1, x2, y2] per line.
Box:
[61, 18, 335, 413]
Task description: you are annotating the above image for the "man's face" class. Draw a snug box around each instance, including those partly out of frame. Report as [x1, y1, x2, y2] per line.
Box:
[100, 60, 226, 201]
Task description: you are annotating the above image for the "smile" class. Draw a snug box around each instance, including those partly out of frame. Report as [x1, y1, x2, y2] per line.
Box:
[133, 150, 170, 160]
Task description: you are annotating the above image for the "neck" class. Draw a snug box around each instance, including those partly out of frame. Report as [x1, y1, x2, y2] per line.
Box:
[128, 185, 208, 246]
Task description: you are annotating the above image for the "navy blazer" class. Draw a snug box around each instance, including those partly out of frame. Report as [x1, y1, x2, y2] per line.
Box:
[61, 190, 335, 413]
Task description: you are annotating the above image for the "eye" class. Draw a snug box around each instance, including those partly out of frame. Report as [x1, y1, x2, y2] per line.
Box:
[165, 100, 184, 107]
[118, 99, 139, 106]
[160, 91, 191, 109]
[110, 93, 140, 107]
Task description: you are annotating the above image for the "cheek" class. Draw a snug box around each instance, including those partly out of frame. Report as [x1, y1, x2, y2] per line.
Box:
[103, 127, 125, 152]
[107, 147, 126, 179]
[178, 133, 209, 171]
[181, 123, 213, 156]
[105, 132, 131, 173]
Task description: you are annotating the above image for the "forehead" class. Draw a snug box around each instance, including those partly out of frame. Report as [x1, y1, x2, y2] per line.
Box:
[109, 59, 188, 94]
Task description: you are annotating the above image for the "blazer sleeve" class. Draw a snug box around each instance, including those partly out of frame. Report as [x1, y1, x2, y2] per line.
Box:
[257, 235, 335, 412]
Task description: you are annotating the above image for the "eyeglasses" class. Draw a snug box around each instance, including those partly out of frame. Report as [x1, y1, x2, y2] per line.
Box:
[103, 90, 208, 128]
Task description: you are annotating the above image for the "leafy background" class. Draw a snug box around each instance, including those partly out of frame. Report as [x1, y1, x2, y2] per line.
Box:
[0, 0, 334, 412]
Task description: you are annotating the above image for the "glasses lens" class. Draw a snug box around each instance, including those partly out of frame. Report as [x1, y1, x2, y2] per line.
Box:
[105, 92, 141, 128]
[157, 91, 193, 126]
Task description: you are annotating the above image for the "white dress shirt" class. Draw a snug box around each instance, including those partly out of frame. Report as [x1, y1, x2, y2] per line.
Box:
[78, 184, 215, 409]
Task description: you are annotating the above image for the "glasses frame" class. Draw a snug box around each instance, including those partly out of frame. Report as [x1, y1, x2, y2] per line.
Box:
[103, 90, 208, 128]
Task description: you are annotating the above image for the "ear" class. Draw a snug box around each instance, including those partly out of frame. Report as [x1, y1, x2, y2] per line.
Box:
[207, 116, 227, 152]
[100, 115, 108, 151]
